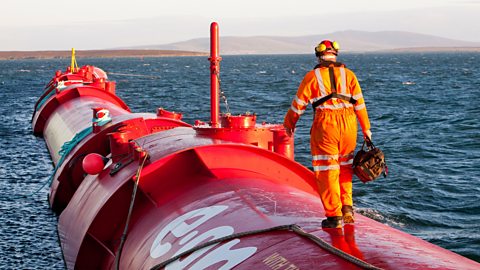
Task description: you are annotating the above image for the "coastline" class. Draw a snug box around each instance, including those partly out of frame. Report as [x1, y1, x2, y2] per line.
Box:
[0, 49, 208, 60]
[1, 47, 479, 60]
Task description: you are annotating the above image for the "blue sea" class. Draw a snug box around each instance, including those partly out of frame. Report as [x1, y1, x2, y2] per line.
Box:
[0, 53, 479, 269]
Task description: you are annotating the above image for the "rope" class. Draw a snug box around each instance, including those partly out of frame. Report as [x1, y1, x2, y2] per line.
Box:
[35, 90, 55, 111]
[58, 127, 93, 158]
[19, 115, 111, 199]
[149, 224, 383, 270]
[114, 153, 149, 270]
[14, 126, 93, 199]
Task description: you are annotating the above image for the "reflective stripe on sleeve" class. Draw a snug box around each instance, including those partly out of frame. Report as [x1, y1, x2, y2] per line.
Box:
[294, 96, 308, 106]
[354, 103, 366, 111]
[290, 105, 305, 115]
[353, 93, 363, 100]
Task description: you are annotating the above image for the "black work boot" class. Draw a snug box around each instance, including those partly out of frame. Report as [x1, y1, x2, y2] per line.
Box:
[342, 205, 355, 224]
[321, 216, 342, 228]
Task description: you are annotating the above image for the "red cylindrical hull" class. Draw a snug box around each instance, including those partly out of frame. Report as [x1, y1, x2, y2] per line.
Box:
[55, 129, 479, 270]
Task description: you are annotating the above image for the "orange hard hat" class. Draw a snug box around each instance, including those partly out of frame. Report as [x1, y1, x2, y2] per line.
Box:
[315, 40, 340, 56]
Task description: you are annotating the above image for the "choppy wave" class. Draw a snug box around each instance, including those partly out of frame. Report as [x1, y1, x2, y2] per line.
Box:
[1, 53, 479, 268]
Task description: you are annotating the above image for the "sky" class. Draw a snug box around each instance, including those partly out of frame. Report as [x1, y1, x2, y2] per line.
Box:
[1, 0, 480, 51]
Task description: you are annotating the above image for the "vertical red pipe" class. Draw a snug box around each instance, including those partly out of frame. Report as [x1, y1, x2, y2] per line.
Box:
[209, 22, 221, 127]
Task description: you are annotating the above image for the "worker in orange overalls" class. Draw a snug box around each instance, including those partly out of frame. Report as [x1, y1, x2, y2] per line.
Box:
[284, 40, 372, 228]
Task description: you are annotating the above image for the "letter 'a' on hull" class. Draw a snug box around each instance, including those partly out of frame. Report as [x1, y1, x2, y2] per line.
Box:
[31, 23, 480, 269]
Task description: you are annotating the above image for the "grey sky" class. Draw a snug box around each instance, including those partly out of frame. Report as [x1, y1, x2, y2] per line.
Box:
[1, 0, 479, 50]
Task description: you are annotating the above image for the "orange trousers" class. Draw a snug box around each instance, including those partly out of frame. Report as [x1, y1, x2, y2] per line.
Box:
[311, 109, 357, 217]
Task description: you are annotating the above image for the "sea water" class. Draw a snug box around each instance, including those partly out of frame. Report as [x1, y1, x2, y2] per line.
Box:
[0, 53, 479, 268]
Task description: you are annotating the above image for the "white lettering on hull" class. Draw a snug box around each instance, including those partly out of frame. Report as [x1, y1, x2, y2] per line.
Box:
[150, 205, 257, 269]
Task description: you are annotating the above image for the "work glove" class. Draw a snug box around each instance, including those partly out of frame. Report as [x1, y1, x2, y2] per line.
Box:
[284, 125, 295, 137]
[363, 129, 372, 141]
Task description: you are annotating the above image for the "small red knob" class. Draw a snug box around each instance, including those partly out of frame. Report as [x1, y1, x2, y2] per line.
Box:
[82, 153, 107, 175]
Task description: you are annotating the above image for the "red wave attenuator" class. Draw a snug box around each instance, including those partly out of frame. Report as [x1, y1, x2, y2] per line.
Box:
[31, 22, 479, 269]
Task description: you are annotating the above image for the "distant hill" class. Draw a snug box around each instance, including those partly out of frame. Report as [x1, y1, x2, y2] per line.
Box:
[2, 31, 480, 60]
[128, 30, 480, 54]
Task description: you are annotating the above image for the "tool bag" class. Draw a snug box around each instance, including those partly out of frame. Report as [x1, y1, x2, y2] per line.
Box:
[352, 138, 388, 183]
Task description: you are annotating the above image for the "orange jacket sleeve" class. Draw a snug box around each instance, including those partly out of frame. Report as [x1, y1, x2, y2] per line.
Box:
[283, 71, 315, 129]
[347, 69, 371, 132]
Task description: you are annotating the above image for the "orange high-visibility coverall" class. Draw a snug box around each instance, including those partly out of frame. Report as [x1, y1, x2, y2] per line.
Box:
[284, 63, 371, 217]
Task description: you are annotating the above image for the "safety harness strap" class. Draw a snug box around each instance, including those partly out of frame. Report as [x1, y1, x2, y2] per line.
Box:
[312, 93, 357, 109]
[329, 67, 337, 92]
[312, 67, 357, 110]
